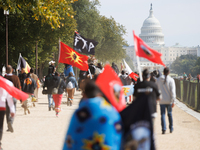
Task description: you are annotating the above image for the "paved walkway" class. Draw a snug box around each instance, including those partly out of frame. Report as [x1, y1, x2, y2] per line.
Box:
[2, 88, 200, 150]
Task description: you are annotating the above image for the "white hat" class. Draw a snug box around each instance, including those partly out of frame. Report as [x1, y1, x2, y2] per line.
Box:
[49, 60, 55, 65]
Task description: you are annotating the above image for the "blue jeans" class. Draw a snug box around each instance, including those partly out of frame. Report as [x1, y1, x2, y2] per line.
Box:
[160, 104, 173, 132]
[48, 94, 55, 108]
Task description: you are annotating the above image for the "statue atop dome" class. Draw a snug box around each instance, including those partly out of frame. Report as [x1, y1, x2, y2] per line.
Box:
[150, 3, 152, 10]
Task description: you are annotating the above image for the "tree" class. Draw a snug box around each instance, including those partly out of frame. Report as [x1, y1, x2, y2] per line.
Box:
[72, 0, 127, 64]
[0, 0, 77, 78]
[0, 0, 77, 28]
[171, 55, 198, 76]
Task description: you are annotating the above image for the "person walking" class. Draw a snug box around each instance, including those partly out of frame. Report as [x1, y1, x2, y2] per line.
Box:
[111, 62, 119, 75]
[64, 64, 75, 77]
[156, 67, 176, 134]
[4, 65, 20, 133]
[48, 61, 56, 74]
[66, 72, 78, 106]
[52, 72, 67, 117]
[0, 79, 15, 150]
[133, 69, 160, 127]
[119, 70, 128, 85]
[22, 73, 37, 114]
[18, 68, 27, 89]
[30, 68, 39, 101]
[95, 63, 104, 75]
[43, 71, 55, 111]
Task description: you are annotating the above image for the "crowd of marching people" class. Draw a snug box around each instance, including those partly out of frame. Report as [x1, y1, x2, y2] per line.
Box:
[0, 57, 177, 150]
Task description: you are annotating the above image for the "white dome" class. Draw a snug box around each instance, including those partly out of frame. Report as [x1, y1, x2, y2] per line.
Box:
[139, 4, 164, 46]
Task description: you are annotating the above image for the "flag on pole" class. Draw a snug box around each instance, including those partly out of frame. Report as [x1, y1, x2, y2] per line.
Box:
[59, 41, 89, 71]
[133, 31, 165, 66]
[16, 54, 31, 73]
[123, 59, 139, 81]
[95, 65, 126, 112]
[0, 76, 29, 101]
[74, 31, 98, 55]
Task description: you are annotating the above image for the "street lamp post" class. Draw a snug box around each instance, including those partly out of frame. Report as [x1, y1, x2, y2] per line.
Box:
[4, 10, 9, 66]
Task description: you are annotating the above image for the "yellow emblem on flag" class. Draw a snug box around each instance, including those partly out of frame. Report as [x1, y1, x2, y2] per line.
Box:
[65, 46, 84, 66]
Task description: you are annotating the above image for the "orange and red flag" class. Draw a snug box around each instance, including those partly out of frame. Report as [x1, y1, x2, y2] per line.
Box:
[133, 31, 165, 66]
[59, 41, 89, 71]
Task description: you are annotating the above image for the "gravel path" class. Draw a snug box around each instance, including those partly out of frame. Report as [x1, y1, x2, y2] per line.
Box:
[2, 88, 200, 150]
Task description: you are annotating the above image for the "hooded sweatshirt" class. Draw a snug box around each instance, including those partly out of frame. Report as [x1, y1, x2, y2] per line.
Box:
[156, 75, 176, 104]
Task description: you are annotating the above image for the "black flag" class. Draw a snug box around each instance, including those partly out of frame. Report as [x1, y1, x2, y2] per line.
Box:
[74, 32, 98, 55]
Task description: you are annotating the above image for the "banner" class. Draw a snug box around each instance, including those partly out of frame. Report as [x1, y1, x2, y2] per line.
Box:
[133, 31, 165, 66]
[59, 41, 89, 71]
[74, 31, 98, 55]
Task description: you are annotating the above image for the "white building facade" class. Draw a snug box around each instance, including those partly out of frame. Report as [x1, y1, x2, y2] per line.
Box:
[125, 4, 200, 72]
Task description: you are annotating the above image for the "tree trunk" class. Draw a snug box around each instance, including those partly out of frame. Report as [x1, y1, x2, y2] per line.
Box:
[39, 63, 44, 79]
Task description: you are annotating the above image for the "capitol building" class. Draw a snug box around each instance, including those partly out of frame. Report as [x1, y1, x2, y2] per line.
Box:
[125, 4, 200, 71]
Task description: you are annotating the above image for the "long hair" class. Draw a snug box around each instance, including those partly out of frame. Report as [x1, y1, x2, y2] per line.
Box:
[163, 67, 169, 84]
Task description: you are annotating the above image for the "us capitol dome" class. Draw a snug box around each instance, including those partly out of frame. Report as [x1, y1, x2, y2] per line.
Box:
[139, 4, 164, 47]
[124, 4, 200, 71]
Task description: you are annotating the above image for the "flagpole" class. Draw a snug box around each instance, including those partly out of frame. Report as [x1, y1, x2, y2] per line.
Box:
[88, 69, 92, 79]
[136, 56, 143, 82]
[133, 30, 143, 82]
[16, 53, 21, 76]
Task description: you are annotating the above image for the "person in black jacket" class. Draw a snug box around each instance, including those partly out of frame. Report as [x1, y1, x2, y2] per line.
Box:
[52, 72, 67, 117]
[18, 68, 27, 89]
[43, 72, 55, 111]
[22, 73, 37, 115]
[133, 69, 160, 127]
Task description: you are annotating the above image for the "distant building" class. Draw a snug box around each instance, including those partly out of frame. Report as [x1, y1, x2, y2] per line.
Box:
[124, 4, 200, 72]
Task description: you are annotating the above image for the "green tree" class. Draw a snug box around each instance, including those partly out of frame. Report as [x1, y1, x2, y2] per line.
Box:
[0, 0, 77, 28]
[171, 54, 197, 76]
[0, 1, 77, 78]
[72, 0, 127, 64]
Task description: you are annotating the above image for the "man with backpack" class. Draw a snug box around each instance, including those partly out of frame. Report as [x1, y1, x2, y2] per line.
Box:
[66, 72, 78, 106]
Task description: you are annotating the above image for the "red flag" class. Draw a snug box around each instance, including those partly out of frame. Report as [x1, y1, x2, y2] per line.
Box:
[133, 31, 165, 66]
[123, 59, 139, 81]
[59, 41, 89, 71]
[95, 65, 126, 112]
[0, 76, 29, 101]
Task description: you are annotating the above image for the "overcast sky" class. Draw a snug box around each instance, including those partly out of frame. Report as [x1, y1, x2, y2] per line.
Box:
[98, 0, 200, 47]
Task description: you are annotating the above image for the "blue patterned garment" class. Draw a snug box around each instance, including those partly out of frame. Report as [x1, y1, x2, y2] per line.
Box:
[63, 97, 123, 150]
